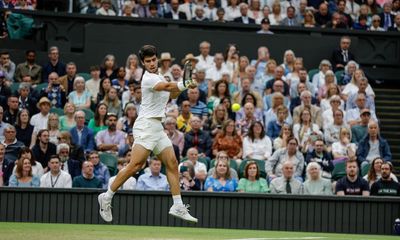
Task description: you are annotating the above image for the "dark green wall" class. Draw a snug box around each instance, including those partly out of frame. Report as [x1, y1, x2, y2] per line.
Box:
[1, 188, 400, 235]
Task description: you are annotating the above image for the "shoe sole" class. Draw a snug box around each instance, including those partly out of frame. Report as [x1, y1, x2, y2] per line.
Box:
[169, 211, 198, 223]
[98, 195, 112, 223]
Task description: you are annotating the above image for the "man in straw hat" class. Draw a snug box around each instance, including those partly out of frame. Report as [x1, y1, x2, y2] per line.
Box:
[30, 97, 51, 134]
[181, 53, 198, 69]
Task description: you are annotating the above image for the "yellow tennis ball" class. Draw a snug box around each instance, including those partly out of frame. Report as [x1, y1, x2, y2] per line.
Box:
[231, 103, 241, 112]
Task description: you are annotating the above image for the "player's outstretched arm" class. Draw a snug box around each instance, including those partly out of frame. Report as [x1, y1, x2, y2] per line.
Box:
[154, 79, 197, 93]
[153, 82, 181, 92]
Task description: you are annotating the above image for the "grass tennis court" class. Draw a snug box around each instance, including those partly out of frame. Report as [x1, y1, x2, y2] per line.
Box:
[0, 222, 398, 240]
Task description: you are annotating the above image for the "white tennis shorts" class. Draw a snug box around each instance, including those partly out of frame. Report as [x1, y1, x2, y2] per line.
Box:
[131, 118, 172, 155]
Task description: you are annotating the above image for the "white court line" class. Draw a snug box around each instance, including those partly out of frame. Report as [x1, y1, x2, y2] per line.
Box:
[228, 237, 327, 240]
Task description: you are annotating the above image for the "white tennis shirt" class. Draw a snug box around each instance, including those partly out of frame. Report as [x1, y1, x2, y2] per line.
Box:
[136, 71, 170, 121]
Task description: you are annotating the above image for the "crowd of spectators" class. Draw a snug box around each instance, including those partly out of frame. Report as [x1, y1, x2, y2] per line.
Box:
[1, 0, 400, 39]
[0, 37, 399, 196]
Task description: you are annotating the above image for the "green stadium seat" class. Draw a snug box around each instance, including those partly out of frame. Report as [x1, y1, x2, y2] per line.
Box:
[78, 72, 91, 81]
[50, 107, 65, 116]
[308, 68, 319, 81]
[81, 108, 94, 124]
[35, 82, 49, 92]
[332, 161, 346, 181]
[10, 82, 20, 94]
[99, 152, 118, 176]
[210, 158, 238, 171]
[180, 157, 209, 170]
[238, 159, 267, 179]
[335, 70, 344, 85]
[361, 163, 370, 177]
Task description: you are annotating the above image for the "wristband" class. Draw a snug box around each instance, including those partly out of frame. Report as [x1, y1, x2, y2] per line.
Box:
[177, 81, 186, 91]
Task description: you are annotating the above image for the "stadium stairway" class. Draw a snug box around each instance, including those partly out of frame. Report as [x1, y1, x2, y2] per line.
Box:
[374, 88, 400, 175]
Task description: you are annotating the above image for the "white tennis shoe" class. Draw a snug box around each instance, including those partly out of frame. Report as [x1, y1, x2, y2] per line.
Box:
[98, 193, 113, 222]
[169, 204, 198, 223]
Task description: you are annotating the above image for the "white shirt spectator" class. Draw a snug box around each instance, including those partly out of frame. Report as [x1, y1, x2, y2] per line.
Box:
[30, 112, 50, 134]
[86, 78, 101, 103]
[342, 82, 375, 98]
[204, 7, 218, 21]
[345, 108, 378, 124]
[332, 141, 357, 157]
[322, 109, 347, 129]
[205, 64, 229, 82]
[312, 71, 337, 95]
[242, 136, 273, 160]
[320, 99, 345, 113]
[96, 7, 116, 16]
[196, 55, 214, 70]
[179, 2, 195, 20]
[40, 171, 72, 188]
[225, 6, 241, 21]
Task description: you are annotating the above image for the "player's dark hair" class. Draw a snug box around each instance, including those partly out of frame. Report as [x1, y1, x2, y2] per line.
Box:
[138, 45, 157, 82]
[138, 45, 157, 62]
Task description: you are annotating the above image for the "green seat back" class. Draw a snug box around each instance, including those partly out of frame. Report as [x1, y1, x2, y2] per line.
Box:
[335, 70, 344, 85]
[50, 107, 65, 116]
[82, 108, 94, 124]
[361, 163, 370, 177]
[180, 156, 209, 170]
[332, 162, 346, 181]
[10, 83, 20, 94]
[308, 68, 319, 81]
[210, 158, 238, 171]
[36, 82, 48, 92]
[99, 152, 118, 176]
[78, 72, 91, 81]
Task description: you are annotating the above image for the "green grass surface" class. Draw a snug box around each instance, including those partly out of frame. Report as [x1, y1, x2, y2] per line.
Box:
[0, 222, 398, 240]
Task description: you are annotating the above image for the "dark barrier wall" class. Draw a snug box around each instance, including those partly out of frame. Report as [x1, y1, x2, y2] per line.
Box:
[1, 10, 399, 82]
[1, 188, 399, 235]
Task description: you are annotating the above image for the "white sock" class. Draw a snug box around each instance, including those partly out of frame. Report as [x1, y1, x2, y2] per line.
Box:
[105, 186, 115, 200]
[172, 195, 183, 205]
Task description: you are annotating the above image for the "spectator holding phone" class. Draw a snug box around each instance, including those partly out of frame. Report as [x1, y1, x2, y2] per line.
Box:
[179, 161, 201, 191]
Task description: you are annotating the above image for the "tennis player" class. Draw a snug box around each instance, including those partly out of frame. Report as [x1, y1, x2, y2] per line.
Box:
[98, 45, 198, 223]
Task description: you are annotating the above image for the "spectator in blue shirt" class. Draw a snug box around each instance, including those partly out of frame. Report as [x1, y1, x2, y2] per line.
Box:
[70, 110, 95, 153]
[267, 105, 289, 140]
[205, 157, 238, 192]
[187, 87, 208, 124]
[136, 158, 169, 191]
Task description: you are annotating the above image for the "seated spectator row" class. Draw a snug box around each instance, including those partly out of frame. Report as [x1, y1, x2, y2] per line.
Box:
[1, 143, 399, 197]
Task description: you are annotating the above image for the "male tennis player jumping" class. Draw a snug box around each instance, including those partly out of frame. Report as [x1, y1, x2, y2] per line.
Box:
[98, 45, 198, 223]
